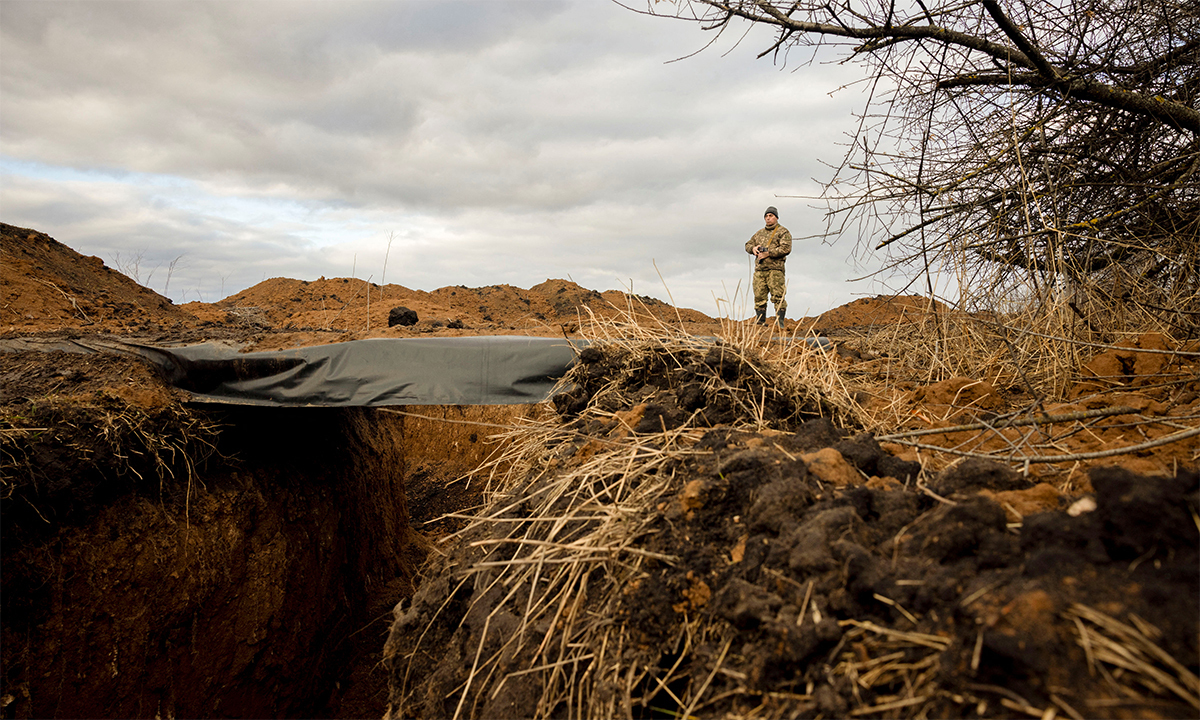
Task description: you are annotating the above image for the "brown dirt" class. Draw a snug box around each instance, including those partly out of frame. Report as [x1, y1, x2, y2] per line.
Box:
[2, 223, 1197, 719]
[797, 293, 945, 333]
[2, 222, 922, 346]
[1, 359, 420, 718]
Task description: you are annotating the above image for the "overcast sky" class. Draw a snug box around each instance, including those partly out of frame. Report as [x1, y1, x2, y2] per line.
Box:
[1, 0, 898, 318]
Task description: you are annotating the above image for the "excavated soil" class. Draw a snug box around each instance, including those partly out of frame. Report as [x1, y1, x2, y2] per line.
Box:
[382, 341, 1197, 718]
[2, 223, 1198, 719]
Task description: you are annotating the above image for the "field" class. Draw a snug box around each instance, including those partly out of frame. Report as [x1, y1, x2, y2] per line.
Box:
[2, 222, 1197, 719]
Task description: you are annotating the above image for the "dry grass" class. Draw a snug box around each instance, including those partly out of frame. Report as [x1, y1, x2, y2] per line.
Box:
[388, 295, 1198, 720]
[390, 414, 705, 717]
[578, 296, 864, 431]
[847, 279, 1198, 401]
[388, 309, 873, 719]
[1066, 603, 1200, 712]
[819, 282, 1200, 474]
[0, 390, 220, 517]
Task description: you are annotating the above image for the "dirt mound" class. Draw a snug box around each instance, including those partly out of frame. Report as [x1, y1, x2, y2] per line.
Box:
[1, 224, 196, 333]
[205, 276, 716, 343]
[3, 224, 724, 350]
[549, 339, 855, 429]
[382, 337, 1199, 720]
[805, 294, 943, 332]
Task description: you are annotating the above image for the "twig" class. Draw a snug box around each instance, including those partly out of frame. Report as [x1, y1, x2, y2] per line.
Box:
[33, 278, 91, 322]
[877, 405, 1137, 440]
[681, 637, 731, 720]
[849, 696, 928, 716]
[838, 620, 951, 650]
[325, 280, 367, 330]
[890, 425, 1200, 464]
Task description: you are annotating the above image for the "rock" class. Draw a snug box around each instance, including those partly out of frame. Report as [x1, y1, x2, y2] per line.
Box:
[387, 306, 419, 327]
[980, 482, 1064, 522]
[800, 448, 861, 486]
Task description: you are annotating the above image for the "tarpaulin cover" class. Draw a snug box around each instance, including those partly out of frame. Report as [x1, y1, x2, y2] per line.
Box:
[0, 336, 580, 406]
[2, 334, 830, 407]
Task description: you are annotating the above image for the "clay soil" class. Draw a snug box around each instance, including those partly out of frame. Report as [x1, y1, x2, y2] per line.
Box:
[2, 223, 1197, 719]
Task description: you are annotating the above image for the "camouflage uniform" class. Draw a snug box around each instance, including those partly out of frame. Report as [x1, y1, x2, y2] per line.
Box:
[745, 223, 792, 313]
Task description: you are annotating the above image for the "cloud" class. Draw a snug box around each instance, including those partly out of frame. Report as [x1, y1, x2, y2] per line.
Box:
[1, 0, 891, 314]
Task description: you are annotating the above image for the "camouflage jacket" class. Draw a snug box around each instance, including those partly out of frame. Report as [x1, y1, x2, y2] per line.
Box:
[745, 224, 792, 272]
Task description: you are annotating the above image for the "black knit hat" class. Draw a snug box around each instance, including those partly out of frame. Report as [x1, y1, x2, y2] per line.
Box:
[765, 206, 779, 218]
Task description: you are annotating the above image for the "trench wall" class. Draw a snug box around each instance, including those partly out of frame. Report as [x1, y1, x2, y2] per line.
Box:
[1, 404, 530, 719]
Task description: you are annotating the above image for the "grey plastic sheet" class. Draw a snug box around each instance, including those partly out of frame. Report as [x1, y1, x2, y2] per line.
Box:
[0, 336, 580, 406]
[2, 334, 830, 407]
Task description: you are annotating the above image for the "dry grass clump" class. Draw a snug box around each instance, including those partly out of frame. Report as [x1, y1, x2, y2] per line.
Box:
[1067, 604, 1200, 713]
[1, 389, 220, 532]
[387, 418, 705, 718]
[849, 280, 1198, 400]
[570, 300, 863, 432]
[384, 313, 868, 719]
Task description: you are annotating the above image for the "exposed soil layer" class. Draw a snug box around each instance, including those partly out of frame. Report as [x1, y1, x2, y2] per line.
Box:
[0, 347, 419, 717]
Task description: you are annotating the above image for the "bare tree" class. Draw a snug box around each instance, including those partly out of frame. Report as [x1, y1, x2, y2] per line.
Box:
[634, 0, 1199, 328]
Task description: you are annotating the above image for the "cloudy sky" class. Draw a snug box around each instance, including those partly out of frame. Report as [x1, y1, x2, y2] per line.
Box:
[1, 0, 897, 317]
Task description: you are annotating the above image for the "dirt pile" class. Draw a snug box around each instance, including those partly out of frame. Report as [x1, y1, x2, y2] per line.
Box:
[3, 223, 731, 350]
[1, 224, 194, 333]
[195, 276, 718, 349]
[549, 339, 855, 429]
[382, 338, 1199, 719]
[802, 294, 944, 334]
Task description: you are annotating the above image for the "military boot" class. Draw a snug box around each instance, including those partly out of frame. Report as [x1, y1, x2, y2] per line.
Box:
[776, 308, 786, 328]
[755, 308, 767, 325]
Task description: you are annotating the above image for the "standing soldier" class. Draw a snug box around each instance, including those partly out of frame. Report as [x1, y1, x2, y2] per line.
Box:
[745, 206, 792, 326]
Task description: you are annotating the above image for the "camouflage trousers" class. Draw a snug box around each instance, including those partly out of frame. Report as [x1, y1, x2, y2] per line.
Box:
[753, 269, 786, 312]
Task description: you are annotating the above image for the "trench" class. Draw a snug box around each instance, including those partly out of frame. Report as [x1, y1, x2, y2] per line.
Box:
[1, 401, 533, 719]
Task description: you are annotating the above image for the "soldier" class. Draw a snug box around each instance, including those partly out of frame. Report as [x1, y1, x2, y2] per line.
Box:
[745, 206, 792, 326]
